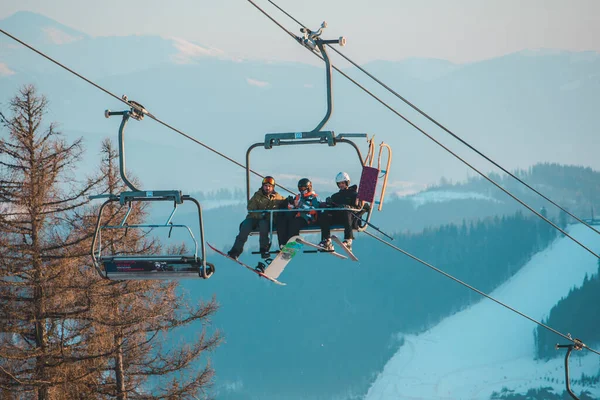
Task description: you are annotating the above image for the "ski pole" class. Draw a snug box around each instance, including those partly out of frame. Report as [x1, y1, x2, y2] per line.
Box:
[350, 213, 394, 240]
[326, 199, 395, 240]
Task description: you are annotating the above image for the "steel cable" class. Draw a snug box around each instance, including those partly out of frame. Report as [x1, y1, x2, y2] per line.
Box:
[2, 13, 597, 356]
[0, 28, 296, 196]
[364, 230, 600, 356]
[250, 0, 600, 356]
[266, 0, 600, 237]
[246, 0, 600, 261]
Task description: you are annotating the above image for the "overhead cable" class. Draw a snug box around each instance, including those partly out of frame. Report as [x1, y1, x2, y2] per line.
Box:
[0, 28, 295, 196]
[246, 0, 600, 260]
[2, 11, 597, 360]
[266, 0, 600, 237]
[363, 230, 599, 357]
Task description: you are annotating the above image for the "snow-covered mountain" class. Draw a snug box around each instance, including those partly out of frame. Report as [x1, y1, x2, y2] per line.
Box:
[365, 223, 600, 399]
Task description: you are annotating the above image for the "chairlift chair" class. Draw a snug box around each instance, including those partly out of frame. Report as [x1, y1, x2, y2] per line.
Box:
[245, 22, 392, 244]
[90, 98, 214, 280]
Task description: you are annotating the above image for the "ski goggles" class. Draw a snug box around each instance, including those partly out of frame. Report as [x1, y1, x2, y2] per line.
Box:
[262, 176, 275, 186]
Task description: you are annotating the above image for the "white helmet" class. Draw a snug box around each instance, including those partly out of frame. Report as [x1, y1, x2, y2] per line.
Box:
[335, 171, 350, 184]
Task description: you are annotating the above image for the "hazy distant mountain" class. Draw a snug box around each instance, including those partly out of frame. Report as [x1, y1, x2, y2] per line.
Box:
[1, 11, 598, 195]
[362, 58, 461, 82]
[0, 11, 220, 78]
[0, 11, 90, 46]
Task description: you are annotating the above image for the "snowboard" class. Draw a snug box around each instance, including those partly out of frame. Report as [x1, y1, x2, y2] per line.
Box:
[295, 237, 348, 260]
[206, 242, 286, 286]
[331, 235, 358, 262]
[264, 235, 304, 279]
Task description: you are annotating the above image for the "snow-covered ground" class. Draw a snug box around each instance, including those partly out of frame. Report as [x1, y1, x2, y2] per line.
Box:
[365, 224, 600, 400]
[405, 191, 500, 208]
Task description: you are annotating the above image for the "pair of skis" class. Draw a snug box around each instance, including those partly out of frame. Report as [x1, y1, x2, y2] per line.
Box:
[207, 235, 357, 285]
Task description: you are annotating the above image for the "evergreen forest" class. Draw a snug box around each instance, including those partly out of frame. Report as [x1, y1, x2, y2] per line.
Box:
[536, 261, 600, 360]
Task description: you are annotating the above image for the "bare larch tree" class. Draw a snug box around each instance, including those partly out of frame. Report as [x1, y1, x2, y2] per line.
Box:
[0, 85, 221, 399]
[88, 139, 221, 399]
[0, 84, 104, 398]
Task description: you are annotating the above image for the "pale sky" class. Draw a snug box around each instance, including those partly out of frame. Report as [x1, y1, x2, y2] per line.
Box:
[1, 0, 599, 64]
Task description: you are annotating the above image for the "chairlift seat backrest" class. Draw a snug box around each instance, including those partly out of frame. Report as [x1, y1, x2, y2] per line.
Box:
[358, 166, 379, 203]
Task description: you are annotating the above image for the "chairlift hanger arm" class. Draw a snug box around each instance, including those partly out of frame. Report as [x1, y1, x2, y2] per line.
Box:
[556, 340, 585, 400]
[294, 21, 346, 133]
[104, 96, 151, 192]
[313, 41, 332, 132]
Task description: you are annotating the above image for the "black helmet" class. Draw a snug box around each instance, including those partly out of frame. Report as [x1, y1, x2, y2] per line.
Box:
[297, 178, 312, 192]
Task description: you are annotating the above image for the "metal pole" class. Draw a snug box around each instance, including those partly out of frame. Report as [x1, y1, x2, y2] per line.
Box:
[116, 112, 141, 192]
[557, 343, 581, 400]
[312, 41, 333, 132]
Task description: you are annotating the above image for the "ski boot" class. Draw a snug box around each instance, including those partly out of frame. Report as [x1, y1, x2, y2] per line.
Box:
[318, 238, 334, 252]
[342, 239, 352, 252]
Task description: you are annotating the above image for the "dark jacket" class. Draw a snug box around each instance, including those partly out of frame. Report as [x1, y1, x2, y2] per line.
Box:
[328, 185, 370, 229]
[330, 184, 359, 207]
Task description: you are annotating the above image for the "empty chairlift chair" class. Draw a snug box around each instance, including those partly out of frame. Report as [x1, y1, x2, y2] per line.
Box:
[90, 98, 214, 280]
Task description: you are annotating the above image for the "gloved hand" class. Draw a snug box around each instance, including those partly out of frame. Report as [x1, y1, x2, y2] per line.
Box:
[287, 195, 295, 204]
[325, 196, 333, 205]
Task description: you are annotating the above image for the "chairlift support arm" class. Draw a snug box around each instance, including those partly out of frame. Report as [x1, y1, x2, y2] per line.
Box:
[104, 97, 149, 192]
[556, 339, 585, 400]
[296, 21, 346, 132]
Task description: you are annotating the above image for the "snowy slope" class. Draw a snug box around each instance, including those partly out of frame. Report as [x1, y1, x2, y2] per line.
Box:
[365, 224, 600, 400]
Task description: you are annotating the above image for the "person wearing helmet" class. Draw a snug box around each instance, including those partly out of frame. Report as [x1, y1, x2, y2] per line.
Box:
[276, 178, 322, 247]
[319, 171, 361, 251]
[227, 176, 286, 260]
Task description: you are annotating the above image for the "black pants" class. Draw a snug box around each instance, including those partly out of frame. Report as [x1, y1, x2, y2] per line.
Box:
[320, 210, 354, 241]
[230, 217, 271, 255]
[277, 213, 309, 247]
